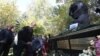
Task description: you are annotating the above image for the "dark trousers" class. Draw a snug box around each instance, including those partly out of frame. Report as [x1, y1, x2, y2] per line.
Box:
[0, 42, 12, 56]
[13, 41, 33, 56]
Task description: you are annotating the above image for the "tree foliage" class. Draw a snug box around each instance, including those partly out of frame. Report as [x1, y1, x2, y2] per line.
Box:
[23, 0, 73, 36]
[1, 0, 99, 36]
[0, 0, 19, 28]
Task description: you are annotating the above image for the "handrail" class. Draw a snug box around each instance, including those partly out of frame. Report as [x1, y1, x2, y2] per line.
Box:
[50, 25, 100, 40]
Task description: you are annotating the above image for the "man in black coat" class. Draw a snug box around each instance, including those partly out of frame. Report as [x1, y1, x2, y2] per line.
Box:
[0, 25, 15, 56]
[13, 22, 36, 56]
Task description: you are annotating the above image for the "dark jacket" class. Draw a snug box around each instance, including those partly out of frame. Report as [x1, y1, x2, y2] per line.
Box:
[18, 26, 33, 43]
[0, 29, 14, 44]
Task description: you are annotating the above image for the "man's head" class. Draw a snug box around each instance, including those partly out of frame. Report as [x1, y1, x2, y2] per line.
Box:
[97, 35, 100, 39]
[7, 25, 15, 32]
[30, 21, 36, 28]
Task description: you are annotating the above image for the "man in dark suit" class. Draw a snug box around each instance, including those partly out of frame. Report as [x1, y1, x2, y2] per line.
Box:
[0, 25, 15, 56]
[13, 22, 36, 56]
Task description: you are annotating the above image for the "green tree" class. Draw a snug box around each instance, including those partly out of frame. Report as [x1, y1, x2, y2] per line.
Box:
[0, 0, 19, 28]
[25, 0, 73, 36]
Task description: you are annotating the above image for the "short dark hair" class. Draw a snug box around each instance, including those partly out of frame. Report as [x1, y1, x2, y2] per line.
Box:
[7, 25, 14, 30]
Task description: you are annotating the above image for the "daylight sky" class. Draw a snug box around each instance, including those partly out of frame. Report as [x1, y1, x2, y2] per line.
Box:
[16, 0, 33, 13]
[16, 0, 56, 13]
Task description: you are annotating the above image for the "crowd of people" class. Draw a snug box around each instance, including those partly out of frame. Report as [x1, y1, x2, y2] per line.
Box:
[1, 22, 100, 56]
[0, 22, 49, 56]
[0, 0, 100, 56]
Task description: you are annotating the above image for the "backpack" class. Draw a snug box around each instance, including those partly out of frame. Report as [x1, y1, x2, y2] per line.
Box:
[32, 38, 43, 51]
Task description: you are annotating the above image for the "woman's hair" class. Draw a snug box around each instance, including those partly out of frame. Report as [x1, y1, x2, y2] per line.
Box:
[95, 35, 100, 39]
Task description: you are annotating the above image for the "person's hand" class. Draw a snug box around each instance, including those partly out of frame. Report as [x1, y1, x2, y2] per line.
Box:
[26, 42, 32, 45]
[38, 48, 41, 51]
[30, 21, 36, 28]
[43, 52, 47, 56]
[89, 40, 94, 46]
[0, 40, 6, 43]
[36, 50, 39, 53]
